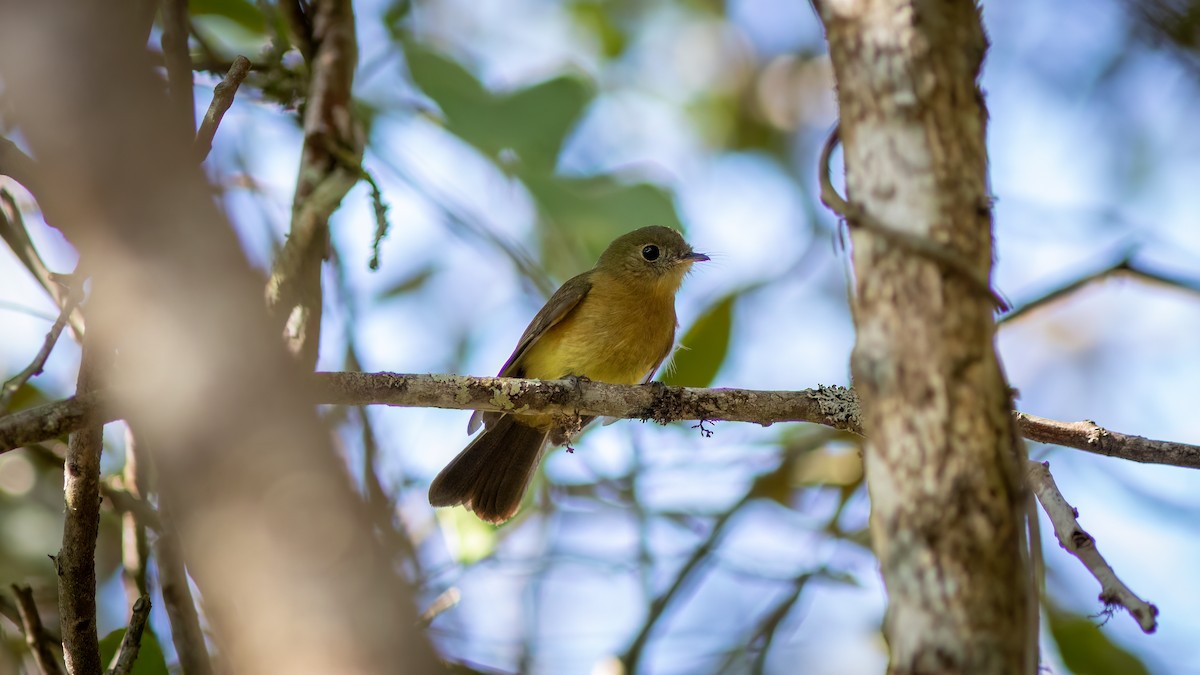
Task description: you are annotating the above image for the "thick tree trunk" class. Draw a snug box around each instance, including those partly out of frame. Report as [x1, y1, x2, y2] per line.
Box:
[817, 1, 1032, 673]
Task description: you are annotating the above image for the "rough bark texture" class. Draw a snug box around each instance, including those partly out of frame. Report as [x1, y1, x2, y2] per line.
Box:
[817, 1, 1031, 672]
[58, 335, 104, 675]
[265, 0, 360, 368]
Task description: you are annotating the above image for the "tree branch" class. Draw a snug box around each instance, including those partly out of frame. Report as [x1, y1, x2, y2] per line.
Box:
[161, 0, 195, 132]
[194, 56, 251, 162]
[0, 190, 86, 338]
[265, 0, 360, 368]
[10, 584, 64, 675]
[0, 276, 82, 411]
[57, 332, 106, 675]
[2, 374, 1198, 469]
[1026, 461, 1158, 633]
[153, 496, 213, 675]
[106, 595, 151, 675]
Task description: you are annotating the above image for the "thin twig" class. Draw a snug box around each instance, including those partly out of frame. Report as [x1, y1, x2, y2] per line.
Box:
[1016, 411, 1200, 469]
[119, 426, 150, 607]
[1001, 251, 1200, 324]
[153, 495, 213, 675]
[0, 190, 86, 338]
[161, 0, 195, 132]
[194, 56, 252, 162]
[819, 124, 1008, 310]
[623, 495, 751, 672]
[0, 278, 82, 411]
[57, 332, 106, 675]
[106, 595, 151, 675]
[11, 584, 64, 675]
[2, 375, 1199, 470]
[1026, 461, 1158, 633]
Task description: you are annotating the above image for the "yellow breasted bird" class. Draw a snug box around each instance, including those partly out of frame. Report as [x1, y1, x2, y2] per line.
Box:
[428, 226, 709, 524]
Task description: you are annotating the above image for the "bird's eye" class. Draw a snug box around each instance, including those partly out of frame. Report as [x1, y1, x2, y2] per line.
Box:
[641, 245, 660, 261]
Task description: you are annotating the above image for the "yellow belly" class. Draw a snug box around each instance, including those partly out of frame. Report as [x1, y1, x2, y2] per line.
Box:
[519, 278, 676, 385]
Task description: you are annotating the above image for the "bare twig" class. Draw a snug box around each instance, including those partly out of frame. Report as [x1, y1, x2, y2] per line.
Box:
[153, 497, 213, 675]
[119, 426, 150, 606]
[3, 375, 1199, 470]
[194, 56, 252, 162]
[1001, 251, 1200, 324]
[57, 332, 106, 675]
[106, 595, 151, 675]
[1026, 461, 1158, 633]
[11, 584, 64, 675]
[623, 494, 751, 672]
[0, 190, 85, 338]
[1016, 412, 1200, 469]
[265, 0, 360, 368]
[280, 0, 314, 62]
[161, 0, 195, 132]
[0, 277, 83, 411]
[819, 124, 1008, 310]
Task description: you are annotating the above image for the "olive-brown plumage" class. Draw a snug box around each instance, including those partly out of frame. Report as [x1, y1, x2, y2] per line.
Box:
[428, 226, 708, 523]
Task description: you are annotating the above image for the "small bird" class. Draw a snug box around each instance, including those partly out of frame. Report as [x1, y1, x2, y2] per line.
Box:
[428, 226, 709, 524]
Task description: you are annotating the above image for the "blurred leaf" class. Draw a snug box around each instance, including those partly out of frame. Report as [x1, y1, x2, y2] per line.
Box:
[378, 265, 437, 299]
[524, 174, 684, 280]
[188, 0, 266, 35]
[662, 293, 736, 388]
[1047, 606, 1151, 675]
[568, 2, 628, 58]
[99, 627, 168, 675]
[437, 507, 498, 565]
[496, 75, 591, 171]
[402, 42, 591, 170]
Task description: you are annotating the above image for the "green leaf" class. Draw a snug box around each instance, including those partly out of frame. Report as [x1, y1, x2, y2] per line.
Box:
[188, 0, 266, 34]
[378, 265, 437, 299]
[402, 42, 591, 170]
[495, 75, 591, 171]
[99, 627, 169, 675]
[662, 293, 737, 388]
[437, 507, 498, 565]
[523, 174, 685, 281]
[1047, 606, 1150, 675]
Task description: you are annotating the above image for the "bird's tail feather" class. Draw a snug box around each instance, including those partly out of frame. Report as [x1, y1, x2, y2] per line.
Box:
[428, 416, 549, 524]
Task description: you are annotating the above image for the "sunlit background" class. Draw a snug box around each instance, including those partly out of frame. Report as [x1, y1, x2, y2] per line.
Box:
[2, 0, 1199, 673]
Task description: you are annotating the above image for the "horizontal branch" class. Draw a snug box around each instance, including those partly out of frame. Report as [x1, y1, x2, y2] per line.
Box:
[1027, 461, 1158, 633]
[0, 373, 1197, 470]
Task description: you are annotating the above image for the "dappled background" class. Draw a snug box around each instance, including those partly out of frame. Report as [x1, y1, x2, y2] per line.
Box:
[2, 0, 1200, 673]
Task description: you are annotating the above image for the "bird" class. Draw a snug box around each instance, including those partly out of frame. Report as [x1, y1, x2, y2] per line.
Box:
[428, 225, 709, 524]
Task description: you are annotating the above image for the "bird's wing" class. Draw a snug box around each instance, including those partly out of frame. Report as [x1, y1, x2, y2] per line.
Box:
[467, 272, 593, 434]
[498, 271, 593, 377]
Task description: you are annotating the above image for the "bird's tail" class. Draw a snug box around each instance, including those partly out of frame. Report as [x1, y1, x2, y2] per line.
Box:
[428, 415, 549, 524]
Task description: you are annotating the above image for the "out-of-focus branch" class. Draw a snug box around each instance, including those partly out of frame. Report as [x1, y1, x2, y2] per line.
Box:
[119, 427, 150, 607]
[0, 190, 86, 338]
[1000, 250, 1200, 325]
[0, 5, 439, 672]
[4, 375, 1200, 469]
[57, 333, 106, 675]
[161, 0, 195, 132]
[153, 495, 213, 675]
[623, 494, 751, 672]
[194, 56, 252, 162]
[106, 595, 151, 675]
[10, 584, 64, 675]
[266, 0, 360, 368]
[1026, 461, 1158, 633]
[0, 276, 82, 411]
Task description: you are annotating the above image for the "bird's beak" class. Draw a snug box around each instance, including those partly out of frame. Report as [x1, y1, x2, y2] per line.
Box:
[681, 251, 710, 263]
